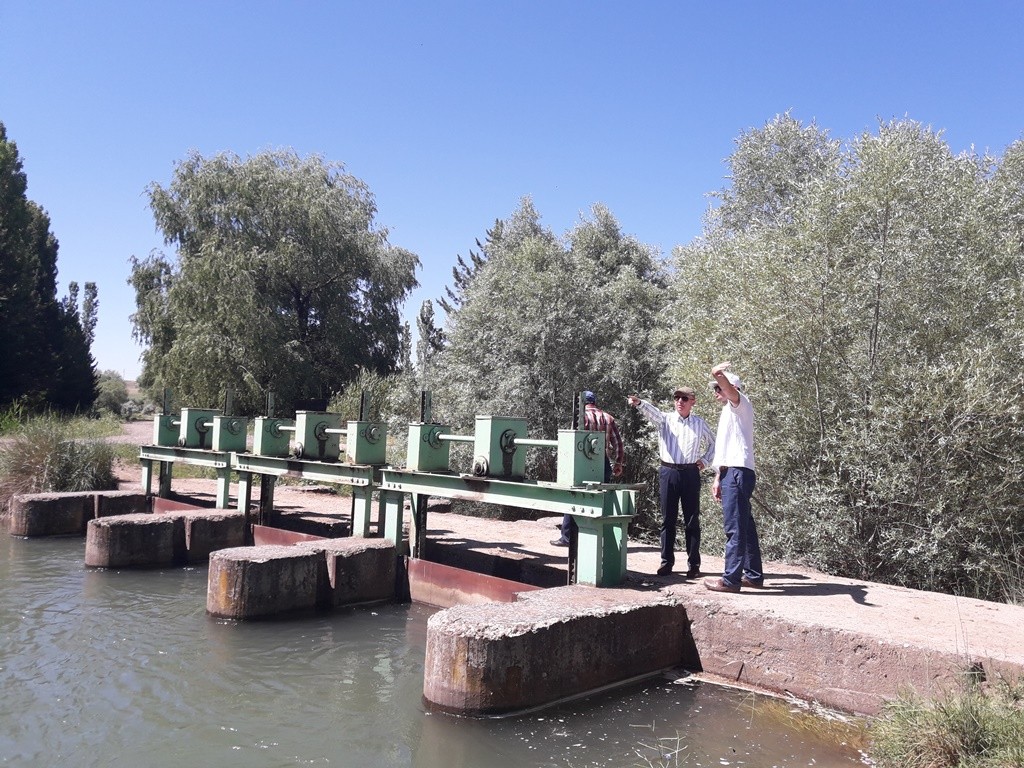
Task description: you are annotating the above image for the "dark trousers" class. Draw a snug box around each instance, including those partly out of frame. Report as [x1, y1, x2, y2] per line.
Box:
[559, 457, 612, 543]
[658, 465, 701, 569]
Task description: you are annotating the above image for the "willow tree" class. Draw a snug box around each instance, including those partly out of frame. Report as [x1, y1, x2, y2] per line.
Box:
[670, 116, 1024, 600]
[129, 149, 419, 414]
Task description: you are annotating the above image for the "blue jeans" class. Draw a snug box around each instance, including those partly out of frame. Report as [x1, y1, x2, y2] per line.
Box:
[720, 467, 762, 586]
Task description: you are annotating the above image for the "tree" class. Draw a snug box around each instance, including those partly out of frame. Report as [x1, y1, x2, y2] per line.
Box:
[433, 199, 668, 494]
[0, 122, 97, 413]
[129, 149, 420, 415]
[95, 370, 129, 416]
[415, 300, 445, 389]
[669, 116, 1024, 600]
[437, 222, 497, 316]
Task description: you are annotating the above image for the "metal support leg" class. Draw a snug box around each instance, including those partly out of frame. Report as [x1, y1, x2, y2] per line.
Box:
[351, 485, 373, 538]
[382, 490, 405, 552]
[259, 475, 276, 527]
[575, 515, 632, 587]
[409, 494, 429, 559]
[141, 458, 154, 496]
[236, 471, 253, 514]
[215, 467, 231, 509]
[158, 461, 172, 497]
[236, 471, 253, 544]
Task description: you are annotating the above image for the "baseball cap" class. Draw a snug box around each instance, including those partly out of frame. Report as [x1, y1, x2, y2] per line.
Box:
[672, 386, 696, 399]
[583, 390, 596, 404]
[708, 372, 743, 391]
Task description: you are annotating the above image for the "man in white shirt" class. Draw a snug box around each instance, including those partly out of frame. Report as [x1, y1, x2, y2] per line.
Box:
[628, 387, 715, 577]
[706, 361, 764, 593]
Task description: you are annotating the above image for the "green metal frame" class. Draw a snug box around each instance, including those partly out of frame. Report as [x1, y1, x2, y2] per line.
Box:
[230, 453, 386, 537]
[379, 468, 640, 587]
[139, 445, 234, 508]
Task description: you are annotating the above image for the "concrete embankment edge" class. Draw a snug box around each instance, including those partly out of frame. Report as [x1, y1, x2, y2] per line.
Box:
[677, 593, 1022, 716]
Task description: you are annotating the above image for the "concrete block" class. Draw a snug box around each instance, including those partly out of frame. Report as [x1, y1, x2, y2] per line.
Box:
[275, 511, 349, 538]
[182, 509, 247, 564]
[296, 538, 396, 607]
[85, 513, 184, 568]
[9, 492, 94, 537]
[207, 545, 320, 619]
[95, 491, 149, 518]
[422, 585, 687, 716]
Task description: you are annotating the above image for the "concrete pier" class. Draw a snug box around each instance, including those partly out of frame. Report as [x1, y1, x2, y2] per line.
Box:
[9, 491, 148, 537]
[296, 538, 396, 608]
[84, 508, 246, 568]
[85, 513, 183, 567]
[207, 545, 322, 619]
[422, 585, 687, 716]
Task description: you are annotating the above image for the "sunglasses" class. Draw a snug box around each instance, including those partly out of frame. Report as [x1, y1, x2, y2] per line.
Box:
[712, 385, 722, 393]
[674, 395, 692, 402]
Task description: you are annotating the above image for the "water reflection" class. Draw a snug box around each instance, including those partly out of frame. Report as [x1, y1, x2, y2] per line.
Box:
[1, 534, 867, 767]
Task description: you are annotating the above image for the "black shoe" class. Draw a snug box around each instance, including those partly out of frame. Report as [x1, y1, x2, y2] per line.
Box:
[686, 567, 701, 579]
[550, 539, 569, 547]
[656, 564, 672, 576]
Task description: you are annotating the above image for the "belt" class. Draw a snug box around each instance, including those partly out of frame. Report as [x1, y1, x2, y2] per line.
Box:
[661, 460, 698, 470]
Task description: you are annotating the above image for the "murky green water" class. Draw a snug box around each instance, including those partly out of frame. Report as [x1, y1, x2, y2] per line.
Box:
[1, 534, 868, 767]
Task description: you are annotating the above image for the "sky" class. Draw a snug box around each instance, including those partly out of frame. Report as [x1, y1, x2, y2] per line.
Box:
[2, 1, 1023, 381]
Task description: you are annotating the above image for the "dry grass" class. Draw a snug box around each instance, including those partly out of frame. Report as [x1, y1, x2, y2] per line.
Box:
[0, 414, 117, 517]
[870, 674, 1024, 767]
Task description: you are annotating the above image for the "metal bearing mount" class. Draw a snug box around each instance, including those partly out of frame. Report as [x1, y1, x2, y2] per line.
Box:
[577, 434, 599, 459]
[422, 426, 443, 449]
[362, 424, 381, 444]
[471, 455, 489, 477]
[499, 429, 517, 454]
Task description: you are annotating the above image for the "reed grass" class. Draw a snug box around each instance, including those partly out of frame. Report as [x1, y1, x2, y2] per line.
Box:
[0, 413, 117, 515]
[870, 675, 1024, 767]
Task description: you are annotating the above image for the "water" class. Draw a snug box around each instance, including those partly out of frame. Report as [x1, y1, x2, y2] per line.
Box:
[1, 534, 868, 767]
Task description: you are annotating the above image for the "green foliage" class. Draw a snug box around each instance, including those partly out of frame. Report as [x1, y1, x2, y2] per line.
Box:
[95, 370, 130, 416]
[433, 198, 669, 524]
[0, 414, 117, 513]
[0, 122, 98, 414]
[327, 368, 420, 468]
[668, 116, 1024, 601]
[870, 675, 1024, 767]
[129, 148, 419, 415]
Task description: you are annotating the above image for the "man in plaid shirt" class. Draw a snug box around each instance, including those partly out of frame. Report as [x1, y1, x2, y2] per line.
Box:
[551, 390, 624, 547]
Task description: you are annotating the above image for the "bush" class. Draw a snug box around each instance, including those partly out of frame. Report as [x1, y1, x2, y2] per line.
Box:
[0, 414, 117, 516]
[94, 370, 129, 417]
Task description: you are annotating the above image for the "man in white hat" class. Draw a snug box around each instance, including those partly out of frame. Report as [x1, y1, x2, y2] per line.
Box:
[706, 361, 764, 593]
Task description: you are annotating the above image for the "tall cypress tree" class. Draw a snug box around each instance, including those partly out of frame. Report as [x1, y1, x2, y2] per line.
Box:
[0, 122, 97, 412]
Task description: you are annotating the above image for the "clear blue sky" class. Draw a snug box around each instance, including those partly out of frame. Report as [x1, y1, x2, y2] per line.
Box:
[3, 1, 1023, 380]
